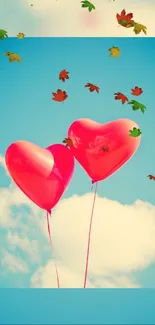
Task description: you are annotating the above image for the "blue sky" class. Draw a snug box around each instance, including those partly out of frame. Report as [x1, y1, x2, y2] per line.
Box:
[0, 37, 155, 306]
[0, 37, 155, 204]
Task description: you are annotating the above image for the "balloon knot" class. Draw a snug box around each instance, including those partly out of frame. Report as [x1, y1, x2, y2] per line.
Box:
[47, 209, 52, 215]
[91, 180, 96, 184]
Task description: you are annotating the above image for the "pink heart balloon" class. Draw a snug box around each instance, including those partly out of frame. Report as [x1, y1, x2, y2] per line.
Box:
[68, 118, 141, 183]
[5, 141, 74, 211]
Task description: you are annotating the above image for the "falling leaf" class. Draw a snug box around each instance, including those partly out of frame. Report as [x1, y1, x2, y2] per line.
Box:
[148, 175, 155, 181]
[133, 22, 147, 35]
[0, 29, 8, 40]
[4, 52, 21, 63]
[116, 9, 134, 27]
[114, 92, 128, 104]
[131, 86, 143, 96]
[62, 138, 73, 148]
[59, 69, 69, 82]
[85, 83, 100, 93]
[81, 1, 95, 12]
[129, 127, 142, 137]
[109, 46, 120, 57]
[52, 89, 68, 102]
[17, 33, 25, 39]
[128, 100, 146, 113]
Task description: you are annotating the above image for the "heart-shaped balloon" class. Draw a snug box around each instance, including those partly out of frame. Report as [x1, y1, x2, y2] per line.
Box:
[5, 141, 74, 211]
[68, 118, 141, 183]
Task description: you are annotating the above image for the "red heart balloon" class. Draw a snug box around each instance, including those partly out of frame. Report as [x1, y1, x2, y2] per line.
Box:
[5, 141, 74, 211]
[68, 118, 141, 182]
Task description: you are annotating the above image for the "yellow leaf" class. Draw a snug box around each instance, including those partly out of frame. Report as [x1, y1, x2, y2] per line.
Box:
[17, 33, 25, 39]
[108, 46, 120, 58]
[133, 22, 147, 35]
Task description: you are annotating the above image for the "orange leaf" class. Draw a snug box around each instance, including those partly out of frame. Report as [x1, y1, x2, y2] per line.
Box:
[62, 138, 73, 147]
[85, 82, 100, 93]
[52, 89, 68, 102]
[114, 92, 128, 104]
[59, 69, 69, 82]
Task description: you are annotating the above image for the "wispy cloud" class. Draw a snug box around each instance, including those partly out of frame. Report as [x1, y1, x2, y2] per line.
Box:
[31, 261, 140, 288]
[0, 155, 9, 176]
[7, 231, 40, 263]
[1, 251, 29, 273]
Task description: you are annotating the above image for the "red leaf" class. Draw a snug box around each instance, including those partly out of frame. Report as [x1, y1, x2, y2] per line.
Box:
[85, 82, 100, 93]
[148, 175, 155, 180]
[116, 8, 134, 26]
[114, 92, 128, 104]
[116, 13, 121, 20]
[131, 86, 143, 96]
[121, 9, 126, 16]
[126, 13, 133, 21]
[59, 69, 69, 82]
[52, 89, 68, 102]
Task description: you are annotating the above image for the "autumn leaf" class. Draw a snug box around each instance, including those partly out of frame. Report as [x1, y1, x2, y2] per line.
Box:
[17, 33, 25, 39]
[59, 69, 69, 82]
[148, 175, 155, 180]
[116, 9, 134, 27]
[109, 46, 120, 57]
[131, 86, 143, 96]
[62, 138, 73, 148]
[114, 92, 128, 104]
[133, 22, 147, 35]
[85, 83, 100, 93]
[52, 89, 68, 102]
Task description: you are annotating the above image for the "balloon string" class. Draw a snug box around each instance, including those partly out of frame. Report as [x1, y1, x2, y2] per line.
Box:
[46, 211, 60, 288]
[83, 181, 98, 288]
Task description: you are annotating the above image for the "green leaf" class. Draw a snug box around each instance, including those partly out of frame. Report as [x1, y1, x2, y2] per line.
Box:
[81, 0, 95, 11]
[128, 100, 146, 113]
[91, 4, 95, 9]
[129, 127, 142, 137]
[81, 0, 89, 6]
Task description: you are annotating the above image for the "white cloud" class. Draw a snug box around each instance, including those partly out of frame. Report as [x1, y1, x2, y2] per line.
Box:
[49, 195, 155, 277]
[31, 194, 155, 288]
[90, 275, 140, 288]
[0, 185, 32, 227]
[0, 155, 5, 169]
[0, 155, 9, 176]
[31, 261, 94, 288]
[31, 260, 140, 288]
[7, 231, 40, 263]
[1, 0, 155, 36]
[1, 251, 29, 273]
